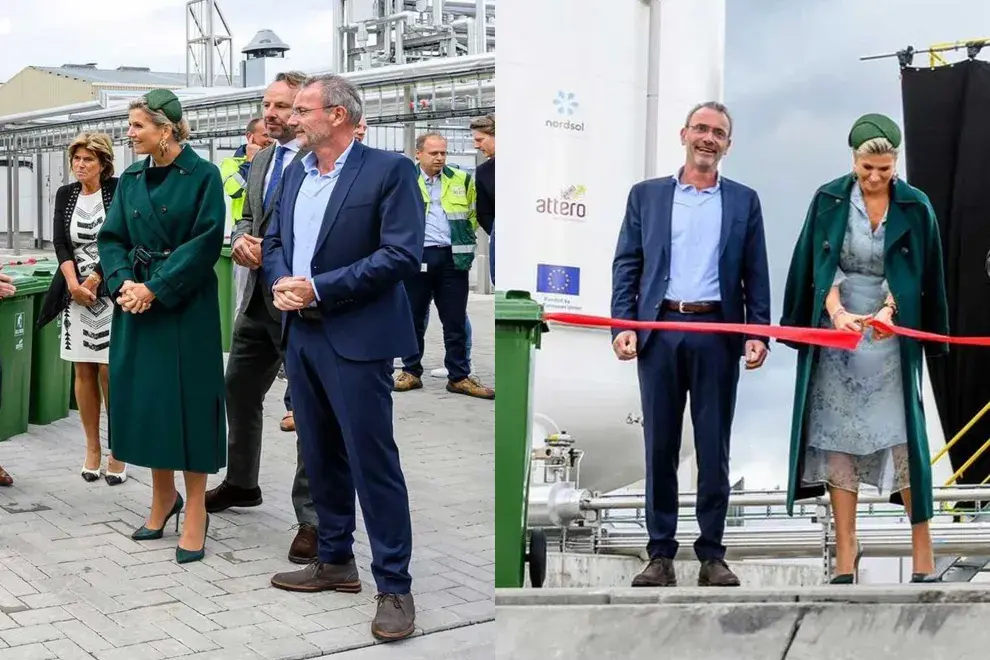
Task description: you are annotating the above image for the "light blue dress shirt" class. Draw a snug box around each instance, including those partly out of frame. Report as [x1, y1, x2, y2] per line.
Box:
[665, 175, 722, 303]
[289, 139, 355, 302]
[420, 168, 451, 247]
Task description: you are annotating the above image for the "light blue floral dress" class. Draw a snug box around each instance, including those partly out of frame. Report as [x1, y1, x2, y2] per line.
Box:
[802, 183, 911, 495]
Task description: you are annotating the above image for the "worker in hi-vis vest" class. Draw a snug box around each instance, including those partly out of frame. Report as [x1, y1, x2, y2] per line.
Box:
[220, 118, 270, 223]
[393, 132, 495, 400]
[220, 118, 270, 320]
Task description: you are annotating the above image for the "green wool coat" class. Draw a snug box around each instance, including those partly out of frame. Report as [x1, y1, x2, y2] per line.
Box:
[779, 174, 949, 524]
[97, 145, 227, 473]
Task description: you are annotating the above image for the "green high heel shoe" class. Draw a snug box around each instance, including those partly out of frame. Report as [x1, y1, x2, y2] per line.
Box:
[131, 493, 184, 541]
[176, 514, 210, 564]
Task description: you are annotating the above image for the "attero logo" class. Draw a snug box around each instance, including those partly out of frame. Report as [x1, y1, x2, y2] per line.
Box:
[546, 91, 585, 132]
[536, 185, 587, 220]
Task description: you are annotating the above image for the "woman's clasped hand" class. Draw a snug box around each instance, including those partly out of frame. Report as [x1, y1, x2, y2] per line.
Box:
[830, 304, 895, 340]
[117, 280, 155, 314]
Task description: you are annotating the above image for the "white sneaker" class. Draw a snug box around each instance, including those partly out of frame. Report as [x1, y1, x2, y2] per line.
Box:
[430, 368, 449, 379]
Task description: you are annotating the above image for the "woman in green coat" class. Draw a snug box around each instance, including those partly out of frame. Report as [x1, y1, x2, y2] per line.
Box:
[97, 89, 227, 564]
[779, 113, 949, 584]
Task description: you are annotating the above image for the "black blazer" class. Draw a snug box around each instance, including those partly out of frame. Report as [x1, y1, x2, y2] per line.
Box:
[36, 178, 118, 329]
[475, 157, 494, 235]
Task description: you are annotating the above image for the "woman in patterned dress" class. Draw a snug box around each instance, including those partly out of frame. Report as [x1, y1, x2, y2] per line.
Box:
[781, 114, 949, 584]
[51, 133, 127, 485]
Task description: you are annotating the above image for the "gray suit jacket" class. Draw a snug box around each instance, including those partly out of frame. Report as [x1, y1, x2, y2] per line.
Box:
[230, 141, 309, 318]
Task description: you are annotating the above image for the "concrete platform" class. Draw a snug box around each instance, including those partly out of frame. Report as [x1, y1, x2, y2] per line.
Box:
[496, 585, 990, 659]
[542, 552, 823, 588]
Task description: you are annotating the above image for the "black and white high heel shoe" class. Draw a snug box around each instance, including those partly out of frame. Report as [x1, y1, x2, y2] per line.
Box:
[105, 466, 127, 486]
[81, 464, 101, 483]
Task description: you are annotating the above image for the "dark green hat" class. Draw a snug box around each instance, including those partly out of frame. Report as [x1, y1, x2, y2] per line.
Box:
[143, 89, 182, 123]
[848, 113, 901, 150]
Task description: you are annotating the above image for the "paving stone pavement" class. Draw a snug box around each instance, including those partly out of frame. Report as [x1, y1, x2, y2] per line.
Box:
[0, 294, 494, 659]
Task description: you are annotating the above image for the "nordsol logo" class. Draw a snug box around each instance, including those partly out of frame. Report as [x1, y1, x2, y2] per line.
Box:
[536, 185, 587, 220]
[547, 91, 585, 132]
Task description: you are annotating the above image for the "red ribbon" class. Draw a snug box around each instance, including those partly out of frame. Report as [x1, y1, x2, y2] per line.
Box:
[542, 313, 990, 350]
[868, 320, 990, 347]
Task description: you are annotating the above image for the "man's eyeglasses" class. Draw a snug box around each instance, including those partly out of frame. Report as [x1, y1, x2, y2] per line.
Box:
[688, 123, 729, 140]
[291, 104, 342, 117]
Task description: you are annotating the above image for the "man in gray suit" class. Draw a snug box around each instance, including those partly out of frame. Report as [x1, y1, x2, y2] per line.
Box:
[205, 70, 318, 563]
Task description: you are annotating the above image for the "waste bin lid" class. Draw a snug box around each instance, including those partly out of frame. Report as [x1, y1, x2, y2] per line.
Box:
[495, 290, 546, 324]
[0, 272, 51, 298]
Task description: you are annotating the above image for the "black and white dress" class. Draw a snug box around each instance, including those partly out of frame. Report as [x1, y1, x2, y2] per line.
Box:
[60, 190, 113, 364]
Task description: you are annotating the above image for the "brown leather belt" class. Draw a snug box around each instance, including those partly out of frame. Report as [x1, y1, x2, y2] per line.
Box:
[662, 300, 721, 314]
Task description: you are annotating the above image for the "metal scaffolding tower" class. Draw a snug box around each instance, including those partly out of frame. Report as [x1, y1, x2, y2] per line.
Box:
[186, 0, 235, 87]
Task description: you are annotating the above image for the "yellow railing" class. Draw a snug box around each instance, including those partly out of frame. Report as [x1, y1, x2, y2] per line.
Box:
[930, 401, 990, 486]
[927, 38, 989, 67]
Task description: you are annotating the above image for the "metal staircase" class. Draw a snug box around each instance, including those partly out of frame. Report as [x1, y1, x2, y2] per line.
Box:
[934, 505, 990, 582]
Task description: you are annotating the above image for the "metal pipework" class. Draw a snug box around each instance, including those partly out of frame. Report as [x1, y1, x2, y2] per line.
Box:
[584, 486, 990, 511]
[593, 521, 990, 561]
[529, 482, 990, 528]
[0, 54, 495, 131]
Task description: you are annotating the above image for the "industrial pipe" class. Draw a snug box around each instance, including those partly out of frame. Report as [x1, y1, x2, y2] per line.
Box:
[3, 54, 495, 129]
[593, 521, 990, 561]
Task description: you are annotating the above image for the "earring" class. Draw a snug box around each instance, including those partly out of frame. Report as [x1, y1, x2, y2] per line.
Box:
[158, 137, 168, 157]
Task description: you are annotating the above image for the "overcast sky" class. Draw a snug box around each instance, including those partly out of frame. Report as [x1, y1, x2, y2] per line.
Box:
[0, 0, 342, 82]
[722, 0, 990, 490]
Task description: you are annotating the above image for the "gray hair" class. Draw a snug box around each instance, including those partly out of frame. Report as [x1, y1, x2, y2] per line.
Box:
[273, 70, 307, 88]
[854, 137, 898, 159]
[302, 74, 363, 126]
[415, 132, 446, 151]
[128, 98, 191, 142]
[469, 114, 495, 136]
[684, 101, 733, 137]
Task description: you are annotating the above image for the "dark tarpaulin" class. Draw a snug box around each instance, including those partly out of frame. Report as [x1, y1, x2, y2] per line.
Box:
[901, 58, 990, 488]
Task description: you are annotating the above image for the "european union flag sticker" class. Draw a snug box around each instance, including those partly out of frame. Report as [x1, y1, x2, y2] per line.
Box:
[536, 264, 580, 296]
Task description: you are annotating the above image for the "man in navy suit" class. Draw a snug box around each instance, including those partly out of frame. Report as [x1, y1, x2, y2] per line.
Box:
[611, 101, 771, 588]
[262, 73, 422, 642]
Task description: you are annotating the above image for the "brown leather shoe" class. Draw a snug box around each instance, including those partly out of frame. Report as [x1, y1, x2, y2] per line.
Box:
[446, 375, 495, 400]
[393, 371, 423, 392]
[270, 559, 361, 593]
[698, 558, 741, 587]
[279, 411, 295, 432]
[288, 524, 317, 564]
[631, 557, 677, 587]
[371, 593, 416, 641]
[0, 465, 12, 487]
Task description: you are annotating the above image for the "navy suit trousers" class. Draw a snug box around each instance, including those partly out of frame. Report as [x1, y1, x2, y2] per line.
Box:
[284, 318, 413, 594]
[637, 309, 740, 561]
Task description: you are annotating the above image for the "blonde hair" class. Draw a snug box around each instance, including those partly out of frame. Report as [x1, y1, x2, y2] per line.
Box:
[68, 132, 116, 182]
[128, 98, 192, 143]
[854, 137, 898, 159]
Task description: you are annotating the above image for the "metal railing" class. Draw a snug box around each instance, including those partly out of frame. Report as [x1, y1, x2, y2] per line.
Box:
[529, 434, 990, 581]
[930, 400, 990, 486]
[0, 53, 495, 151]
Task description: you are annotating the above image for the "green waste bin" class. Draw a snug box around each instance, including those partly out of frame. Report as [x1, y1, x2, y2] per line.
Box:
[0, 273, 48, 441]
[215, 245, 234, 352]
[495, 290, 549, 588]
[26, 266, 71, 425]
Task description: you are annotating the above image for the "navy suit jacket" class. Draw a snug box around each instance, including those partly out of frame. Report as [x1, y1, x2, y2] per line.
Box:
[610, 175, 772, 354]
[262, 141, 425, 362]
